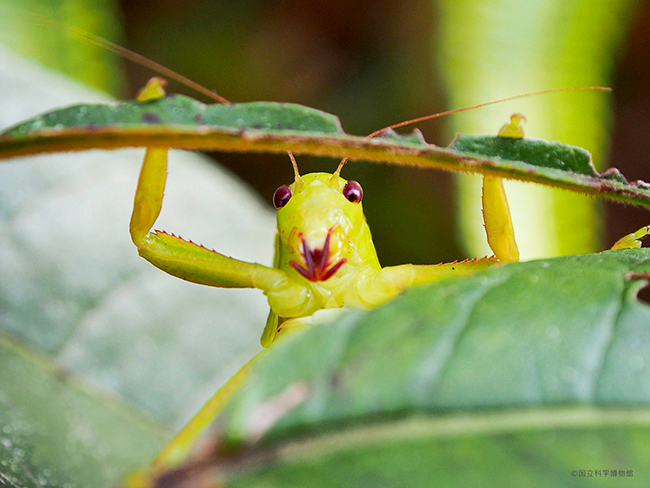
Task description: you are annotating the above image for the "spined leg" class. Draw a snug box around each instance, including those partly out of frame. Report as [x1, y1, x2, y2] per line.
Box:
[128, 148, 313, 307]
[349, 256, 499, 309]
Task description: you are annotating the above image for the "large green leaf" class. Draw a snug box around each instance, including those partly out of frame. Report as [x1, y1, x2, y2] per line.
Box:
[0, 335, 167, 488]
[2, 93, 649, 210]
[149, 249, 650, 487]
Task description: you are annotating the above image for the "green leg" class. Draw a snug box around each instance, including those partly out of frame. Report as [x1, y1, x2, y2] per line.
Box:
[130, 148, 167, 246]
[128, 149, 320, 345]
[355, 256, 499, 308]
[409, 256, 500, 284]
[129, 148, 290, 291]
[482, 175, 519, 263]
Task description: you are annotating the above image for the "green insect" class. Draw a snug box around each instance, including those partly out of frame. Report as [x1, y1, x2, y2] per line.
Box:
[129, 80, 521, 348]
[7, 26, 637, 351]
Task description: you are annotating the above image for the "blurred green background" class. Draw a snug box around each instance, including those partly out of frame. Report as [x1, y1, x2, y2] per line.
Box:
[1, 0, 649, 265]
[2, 1, 650, 479]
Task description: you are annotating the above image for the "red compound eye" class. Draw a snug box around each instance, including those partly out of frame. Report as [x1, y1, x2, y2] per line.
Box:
[273, 185, 292, 208]
[342, 180, 363, 203]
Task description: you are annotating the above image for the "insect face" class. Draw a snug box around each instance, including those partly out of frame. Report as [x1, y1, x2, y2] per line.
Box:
[274, 173, 372, 281]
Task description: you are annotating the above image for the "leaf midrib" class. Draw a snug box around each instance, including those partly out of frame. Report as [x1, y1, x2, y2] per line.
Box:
[215, 407, 650, 477]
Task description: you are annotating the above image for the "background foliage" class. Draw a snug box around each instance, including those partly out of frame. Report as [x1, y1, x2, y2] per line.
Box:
[3, 0, 649, 263]
[1, 0, 650, 486]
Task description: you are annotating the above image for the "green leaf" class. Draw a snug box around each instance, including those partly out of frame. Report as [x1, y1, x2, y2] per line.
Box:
[2, 96, 343, 135]
[0, 334, 167, 488]
[2, 95, 650, 210]
[151, 249, 650, 486]
[452, 135, 598, 176]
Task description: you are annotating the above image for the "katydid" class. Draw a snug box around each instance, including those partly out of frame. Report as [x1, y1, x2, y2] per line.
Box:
[12, 25, 640, 348]
[129, 79, 521, 348]
[129, 80, 648, 348]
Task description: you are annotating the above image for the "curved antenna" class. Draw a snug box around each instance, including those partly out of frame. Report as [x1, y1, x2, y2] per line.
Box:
[334, 86, 612, 173]
[32, 17, 232, 105]
[34, 19, 321, 186]
[288, 151, 302, 180]
[366, 86, 611, 138]
[332, 157, 347, 178]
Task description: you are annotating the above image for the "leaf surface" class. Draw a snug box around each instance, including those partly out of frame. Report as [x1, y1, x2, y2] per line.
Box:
[0, 335, 167, 488]
[150, 249, 650, 487]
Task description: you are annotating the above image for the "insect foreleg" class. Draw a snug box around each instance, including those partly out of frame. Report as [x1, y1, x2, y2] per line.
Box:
[482, 175, 519, 263]
[129, 147, 168, 246]
[351, 256, 499, 308]
[129, 148, 310, 299]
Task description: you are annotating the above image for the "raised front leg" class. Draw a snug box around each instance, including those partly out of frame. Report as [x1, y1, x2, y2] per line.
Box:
[129, 148, 316, 316]
[480, 113, 527, 263]
[482, 175, 519, 263]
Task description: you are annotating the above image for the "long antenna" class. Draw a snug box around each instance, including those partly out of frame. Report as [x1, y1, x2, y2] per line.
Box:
[33, 18, 318, 183]
[34, 19, 612, 179]
[334, 86, 612, 172]
[366, 86, 612, 138]
[33, 17, 232, 105]
[288, 151, 302, 180]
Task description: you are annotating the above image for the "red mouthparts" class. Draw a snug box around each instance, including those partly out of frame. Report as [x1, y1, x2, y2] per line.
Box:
[290, 228, 347, 282]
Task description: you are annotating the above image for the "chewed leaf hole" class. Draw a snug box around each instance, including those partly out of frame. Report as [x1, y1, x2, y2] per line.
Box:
[627, 272, 650, 305]
[637, 283, 650, 306]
